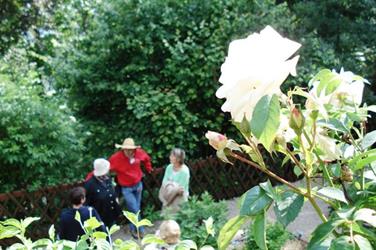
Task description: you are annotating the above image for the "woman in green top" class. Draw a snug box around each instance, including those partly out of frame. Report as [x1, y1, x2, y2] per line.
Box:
[161, 148, 190, 203]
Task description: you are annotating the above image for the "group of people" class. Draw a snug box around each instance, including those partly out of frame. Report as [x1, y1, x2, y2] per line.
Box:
[59, 137, 190, 242]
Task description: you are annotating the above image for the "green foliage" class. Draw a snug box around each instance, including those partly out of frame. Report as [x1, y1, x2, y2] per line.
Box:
[0, 212, 217, 249]
[50, 0, 305, 165]
[167, 192, 227, 248]
[0, 49, 85, 192]
[245, 222, 292, 250]
[142, 204, 162, 223]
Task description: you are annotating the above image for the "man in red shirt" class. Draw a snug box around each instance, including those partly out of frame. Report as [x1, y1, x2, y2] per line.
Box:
[109, 138, 153, 238]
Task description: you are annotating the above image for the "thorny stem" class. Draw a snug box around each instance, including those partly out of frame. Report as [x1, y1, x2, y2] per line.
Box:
[308, 196, 328, 222]
[231, 151, 328, 222]
[230, 152, 302, 194]
[302, 129, 335, 187]
[285, 147, 307, 175]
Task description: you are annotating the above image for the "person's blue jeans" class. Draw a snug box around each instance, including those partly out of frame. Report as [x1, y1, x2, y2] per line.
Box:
[121, 182, 144, 233]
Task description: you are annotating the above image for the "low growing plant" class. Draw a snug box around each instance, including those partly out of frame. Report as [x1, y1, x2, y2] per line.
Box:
[0, 211, 216, 250]
[164, 192, 227, 248]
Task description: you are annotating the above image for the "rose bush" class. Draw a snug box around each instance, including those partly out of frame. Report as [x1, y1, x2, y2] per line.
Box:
[210, 26, 376, 250]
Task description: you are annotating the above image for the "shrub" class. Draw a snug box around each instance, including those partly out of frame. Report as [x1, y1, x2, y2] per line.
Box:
[164, 192, 227, 247]
[245, 222, 292, 250]
[0, 49, 85, 192]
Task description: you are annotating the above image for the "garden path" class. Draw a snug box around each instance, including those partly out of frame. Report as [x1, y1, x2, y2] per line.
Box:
[112, 179, 329, 247]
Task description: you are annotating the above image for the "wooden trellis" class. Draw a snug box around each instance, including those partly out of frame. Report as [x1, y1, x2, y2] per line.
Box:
[0, 156, 297, 246]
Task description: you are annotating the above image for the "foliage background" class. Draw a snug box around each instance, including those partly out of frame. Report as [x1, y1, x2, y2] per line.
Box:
[0, 0, 375, 192]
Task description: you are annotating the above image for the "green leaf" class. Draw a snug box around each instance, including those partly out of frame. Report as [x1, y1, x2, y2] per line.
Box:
[250, 94, 280, 151]
[123, 211, 139, 227]
[116, 240, 140, 249]
[94, 238, 111, 250]
[93, 231, 108, 239]
[274, 191, 304, 227]
[240, 186, 273, 216]
[259, 180, 278, 201]
[217, 216, 247, 250]
[318, 187, 348, 204]
[83, 217, 102, 230]
[141, 234, 165, 245]
[109, 224, 120, 235]
[348, 149, 376, 171]
[0, 226, 20, 239]
[21, 217, 40, 230]
[137, 218, 153, 228]
[32, 238, 52, 248]
[76, 239, 89, 250]
[233, 116, 251, 137]
[2, 218, 22, 229]
[48, 225, 55, 240]
[353, 208, 376, 227]
[253, 211, 267, 250]
[312, 69, 342, 96]
[317, 119, 349, 133]
[176, 240, 198, 250]
[307, 219, 345, 249]
[75, 211, 81, 223]
[352, 222, 376, 239]
[329, 236, 355, 250]
[200, 246, 215, 250]
[361, 131, 376, 149]
[240, 144, 261, 164]
[354, 235, 372, 250]
[203, 217, 215, 237]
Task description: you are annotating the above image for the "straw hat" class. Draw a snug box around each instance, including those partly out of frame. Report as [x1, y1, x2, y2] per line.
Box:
[93, 158, 110, 176]
[115, 138, 140, 149]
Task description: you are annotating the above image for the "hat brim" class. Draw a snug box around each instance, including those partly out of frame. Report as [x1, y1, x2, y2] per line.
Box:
[115, 144, 140, 149]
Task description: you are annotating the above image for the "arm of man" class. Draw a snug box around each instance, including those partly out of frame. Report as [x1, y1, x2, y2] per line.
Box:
[138, 148, 153, 173]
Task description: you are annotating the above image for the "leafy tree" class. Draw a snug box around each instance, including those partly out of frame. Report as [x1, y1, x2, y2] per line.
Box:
[51, 0, 305, 165]
[0, 48, 85, 193]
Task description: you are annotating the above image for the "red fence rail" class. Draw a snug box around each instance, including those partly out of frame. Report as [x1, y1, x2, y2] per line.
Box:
[0, 156, 297, 246]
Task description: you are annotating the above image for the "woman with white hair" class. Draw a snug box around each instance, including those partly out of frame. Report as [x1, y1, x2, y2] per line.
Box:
[84, 158, 121, 227]
[159, 148, 190, 213]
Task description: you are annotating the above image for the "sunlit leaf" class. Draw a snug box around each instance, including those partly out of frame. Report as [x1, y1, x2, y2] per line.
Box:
[253, 211, 267, 250]
[353, 208, 376, 227]
[217, 216, 247, 250]
[317, 187, 348, 204]
[274, 191, 304, 227]
[250, 94, 280, 151]
[141, 234, 165, 245]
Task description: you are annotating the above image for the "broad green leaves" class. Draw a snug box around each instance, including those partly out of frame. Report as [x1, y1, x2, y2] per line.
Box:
[307, 219, 345, 250]
[240, 186, 273, 216]
[274, 191, 304, 227]
[250, 94, 280, 151]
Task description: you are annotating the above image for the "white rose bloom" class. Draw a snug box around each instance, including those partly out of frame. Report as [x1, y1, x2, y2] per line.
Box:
[306, 68, 366, 116]
[216, 26, 301, 122]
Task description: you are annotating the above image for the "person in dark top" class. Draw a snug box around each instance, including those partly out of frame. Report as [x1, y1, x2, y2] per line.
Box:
[84, 158, 121, 228]
[59, 186, 105, 241]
